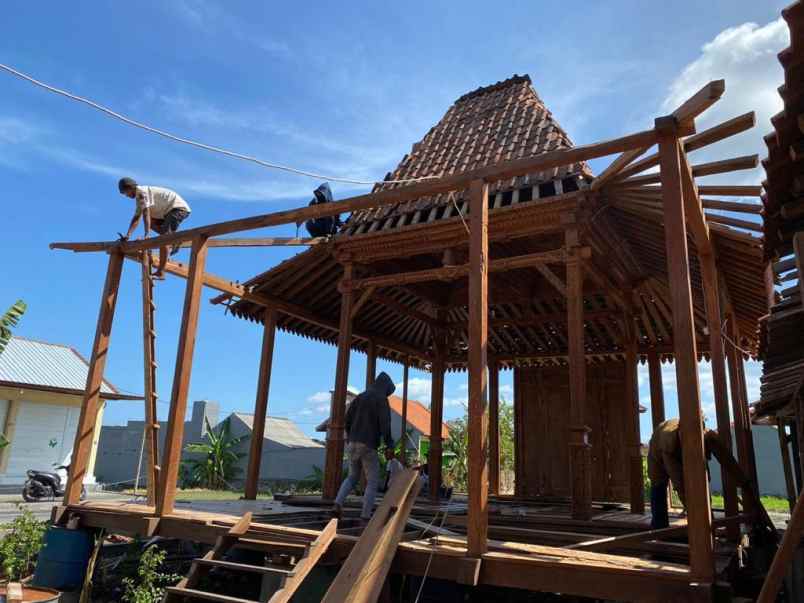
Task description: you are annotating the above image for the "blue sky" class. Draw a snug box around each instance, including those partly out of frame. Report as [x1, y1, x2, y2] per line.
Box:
[0, 1, 789, 440]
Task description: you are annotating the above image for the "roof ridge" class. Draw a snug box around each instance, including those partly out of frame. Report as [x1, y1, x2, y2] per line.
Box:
[454, 74, 532, 104]
[10, 334, 75, 350]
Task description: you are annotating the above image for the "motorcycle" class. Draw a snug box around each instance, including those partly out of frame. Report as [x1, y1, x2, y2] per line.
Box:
[22, 464, 85, 502]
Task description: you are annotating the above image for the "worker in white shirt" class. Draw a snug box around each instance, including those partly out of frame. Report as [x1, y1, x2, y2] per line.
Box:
[383, 447, 404, 492]
[118, 177, 192, 280]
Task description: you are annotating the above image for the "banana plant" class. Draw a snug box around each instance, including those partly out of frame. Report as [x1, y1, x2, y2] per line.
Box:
[0, 299, 26, 356]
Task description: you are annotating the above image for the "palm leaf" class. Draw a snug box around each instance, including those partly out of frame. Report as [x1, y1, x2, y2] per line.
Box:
[0, 300, 26, 356]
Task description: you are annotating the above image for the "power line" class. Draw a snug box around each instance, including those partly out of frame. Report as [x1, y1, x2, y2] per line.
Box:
[0, 61, 440, 187]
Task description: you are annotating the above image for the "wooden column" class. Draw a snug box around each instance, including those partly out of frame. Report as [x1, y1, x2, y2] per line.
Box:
[64, 251, 124, 505]
[401, 360, 409, 465]
[566, 225, 592, 520]
[647, 350, 665, 428]
[140, 252, 159, 506]
[657, 125, 713, 582]
[428, 353, 445, 501]
[699, 252, 738, 538]
[624, 309, 644, 514]
[488, 360, 500, 496]
[467, 178, 489, 556]
[156, 236, 208, 516]
[725, 314, 757, 514]
[323, 263, 354, 501]
[244, 307, 277, 500]
[365, 339, 376, 389]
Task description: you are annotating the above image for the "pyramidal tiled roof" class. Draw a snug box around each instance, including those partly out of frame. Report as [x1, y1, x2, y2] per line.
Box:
[344, 74, 592, 235]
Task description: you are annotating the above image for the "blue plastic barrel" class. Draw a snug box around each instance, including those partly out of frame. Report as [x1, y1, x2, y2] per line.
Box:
[32, 527, 94, 591]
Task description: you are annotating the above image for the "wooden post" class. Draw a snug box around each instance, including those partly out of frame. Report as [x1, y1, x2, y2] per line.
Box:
[488, 360, 500, 496]
[778, 419, 797, 513]
[428, 353, 445, 501]
[155, 237, 208, 516]
[647, 350, 665, 429]
[700, 252, 739, 539]
[401, 360, 409, 465]
[64, 251, 124, 505]
[623, 308, 644, 514]
[244, 308, 277, 500]
[725, 314, 757, 515]
[566, 224, 592, 520]
[657, 125, 713, 582]
[140, 252, 159, 506]
[323, 263, 354, 500]
[757, 490, 804, 603]
[365, 339, 376, 389]
[467, 178, 489, 556]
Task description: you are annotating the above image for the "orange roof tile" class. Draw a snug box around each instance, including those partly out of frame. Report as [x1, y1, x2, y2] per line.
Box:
[388, 395, 449, 439]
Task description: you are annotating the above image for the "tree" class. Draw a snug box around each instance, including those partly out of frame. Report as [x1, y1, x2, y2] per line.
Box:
[0, 300, 26, 356]
[183, 416, 246, 490]
[443, 400, 515, 493]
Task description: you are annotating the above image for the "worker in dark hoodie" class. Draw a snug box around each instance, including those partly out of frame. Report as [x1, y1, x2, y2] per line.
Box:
[332, 371, 395, 521]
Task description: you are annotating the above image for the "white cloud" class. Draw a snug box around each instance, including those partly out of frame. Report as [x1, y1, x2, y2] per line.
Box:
[306, 391, 330, 404]
[661, 19, 787, 187]
[499, 384, 514, 396]
[315, 404, 330, 413]
[395, 377, 433, 404]
[444, 397, 468, 408]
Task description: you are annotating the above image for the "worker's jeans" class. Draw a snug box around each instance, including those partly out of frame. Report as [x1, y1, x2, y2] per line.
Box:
[650, 481, 670, 529]
[334, 442, 380, 519]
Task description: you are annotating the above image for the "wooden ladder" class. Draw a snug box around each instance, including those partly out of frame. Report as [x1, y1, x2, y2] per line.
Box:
[164, 513, 338, 603]
[141, 251, 160, 505]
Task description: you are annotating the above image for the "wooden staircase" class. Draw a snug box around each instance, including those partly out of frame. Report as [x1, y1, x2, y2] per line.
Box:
[165, 512, 338, 603]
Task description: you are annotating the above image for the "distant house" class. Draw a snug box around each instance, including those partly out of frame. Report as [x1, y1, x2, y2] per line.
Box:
[95, 399, 219, 487]
[316, 390, 449, 460]
[0, 336, 138, 489]
[96, 401, 324, 487]
[225, 412, 325, 484]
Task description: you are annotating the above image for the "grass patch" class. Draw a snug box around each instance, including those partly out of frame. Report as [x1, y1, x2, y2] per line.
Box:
[710, 494, 790, 513]
[121, 488, 273, 502]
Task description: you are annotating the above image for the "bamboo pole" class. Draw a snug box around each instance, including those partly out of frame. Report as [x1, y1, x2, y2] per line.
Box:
[244, 308, 277, 500]
[64, 251, 125, 505]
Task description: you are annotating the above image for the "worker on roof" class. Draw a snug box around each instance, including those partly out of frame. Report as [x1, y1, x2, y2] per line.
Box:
[300, 183, 341, 238]
[332, 371, 395, 522]
[118, 177, 192, 280]
[648, 416, 712, 529]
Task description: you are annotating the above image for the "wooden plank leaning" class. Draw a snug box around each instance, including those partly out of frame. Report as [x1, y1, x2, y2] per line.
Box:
[322, 468, 422, 603]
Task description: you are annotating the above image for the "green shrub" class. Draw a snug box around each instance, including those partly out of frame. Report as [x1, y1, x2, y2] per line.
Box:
[121, 546, 182, 603]
[0, 507, 47, 581]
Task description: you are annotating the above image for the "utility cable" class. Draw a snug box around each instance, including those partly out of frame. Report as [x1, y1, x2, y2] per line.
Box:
[0, 61, 439, 186]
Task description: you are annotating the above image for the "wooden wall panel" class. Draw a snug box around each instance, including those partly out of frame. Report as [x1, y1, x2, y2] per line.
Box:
[514, 362, 630, 502]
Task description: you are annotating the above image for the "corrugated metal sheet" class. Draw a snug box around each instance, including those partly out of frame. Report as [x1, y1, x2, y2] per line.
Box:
[234, 413, 323, 449]
[0, 336, 117, 395]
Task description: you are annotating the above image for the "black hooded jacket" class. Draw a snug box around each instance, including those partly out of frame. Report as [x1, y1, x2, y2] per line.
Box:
[344, 371, 395, 449]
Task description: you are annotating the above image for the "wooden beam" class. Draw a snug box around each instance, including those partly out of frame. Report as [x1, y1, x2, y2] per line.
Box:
[566, 229, 592, 520]
[701, 198, 763, 214]
[623, 306, 644, 515]
[657, 127, 714, 582]
[757, 491, 804, 603]
[488, 360, 500, 496]
[429, 326, 447, 500]
[467, 179, 490, 557]
[613, 154, 758, 188]
[678, 146, 711, 255]
[591, 146, 650, 190]
[51, 127, 662, 254]
[696, 185, 762, 197]
[647, 350, 665, 429]
[704, 213, 763, 233]
[323, 264, 354, 500]
[671, 79, 725, 124]
[535, 264, 568, 297]
[63, 251, 124, 505]
[699, 252, 739, 540]
[244, 308, 277, 500]
[344, 249, 574, 291]
[140, 252, 159, 506]
[350, 286, 376, 320]
[269, 519, 338, 603]
[365, 339, 376, 389]
[178, 237, 324, 248]
[156, 236, 209, 516]
[401, 360, 409, 464]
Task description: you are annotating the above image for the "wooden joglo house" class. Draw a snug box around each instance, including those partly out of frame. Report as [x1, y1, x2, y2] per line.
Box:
[52, 71, 776, 602]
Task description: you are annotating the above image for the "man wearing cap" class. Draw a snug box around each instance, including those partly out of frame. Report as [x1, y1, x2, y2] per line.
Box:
[118, 177, 191, 280]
